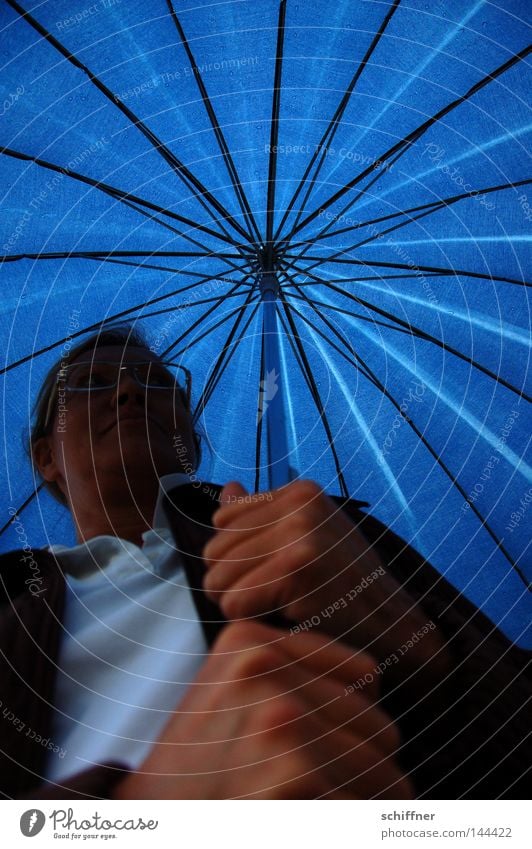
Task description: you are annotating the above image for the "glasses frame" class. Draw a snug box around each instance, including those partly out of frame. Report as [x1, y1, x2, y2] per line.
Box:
[43, 360, 192, 432]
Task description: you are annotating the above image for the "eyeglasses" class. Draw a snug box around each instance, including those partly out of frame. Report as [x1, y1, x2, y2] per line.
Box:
[43, 361, 192, 430]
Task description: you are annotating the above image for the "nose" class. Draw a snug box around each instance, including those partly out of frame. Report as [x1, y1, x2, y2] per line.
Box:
[111, 368, 146, 408]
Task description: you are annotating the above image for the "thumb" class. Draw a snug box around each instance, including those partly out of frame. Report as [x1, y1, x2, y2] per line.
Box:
[219, 481, 248, 507]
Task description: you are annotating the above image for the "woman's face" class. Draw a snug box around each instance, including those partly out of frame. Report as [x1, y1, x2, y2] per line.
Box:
[34, 345, 197, 503]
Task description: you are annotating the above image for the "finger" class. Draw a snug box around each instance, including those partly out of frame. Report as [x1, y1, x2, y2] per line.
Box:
[219, 481, 249, 507]
[207, 545, 317, 620]
[204, 524, 286, 572]
[246, 700, 408, 798]
[211, 479, 330, 530]
[271, 664, 400, 757]
[210, 641, 400, 757]
[203, 536, 271, 589]
[206, 491, 355, 568]
[309, 725, 412, 799]
[178, 659, 398, 756]
[203, 518, 326, 587]
[212, 622, 381, 701]
[272, 629, 382, 705]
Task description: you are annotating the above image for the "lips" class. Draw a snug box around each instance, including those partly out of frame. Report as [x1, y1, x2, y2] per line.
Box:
[101, 414, 164, 435]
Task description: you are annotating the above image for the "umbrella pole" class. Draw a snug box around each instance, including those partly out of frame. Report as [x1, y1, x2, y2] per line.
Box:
[260, 272, 291, 490]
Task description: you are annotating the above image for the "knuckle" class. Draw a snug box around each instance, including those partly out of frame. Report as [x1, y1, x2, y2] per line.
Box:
[253, 696, 307, 737]
[289, 538, 319, 567]
[287, 514, 317, 540]
[286, 479, 323, 507]
[212, 620, 273, 653]
[233, 645, 283, 681]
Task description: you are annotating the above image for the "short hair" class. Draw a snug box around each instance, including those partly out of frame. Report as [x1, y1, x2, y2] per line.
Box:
[29, 324, 202, 506]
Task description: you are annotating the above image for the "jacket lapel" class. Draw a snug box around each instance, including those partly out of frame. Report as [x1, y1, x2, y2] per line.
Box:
[162, 482, 227, 647]
[0, 549, 66, 796]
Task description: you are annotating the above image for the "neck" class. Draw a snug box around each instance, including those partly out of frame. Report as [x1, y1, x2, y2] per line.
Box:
[71, 473, 162, 546]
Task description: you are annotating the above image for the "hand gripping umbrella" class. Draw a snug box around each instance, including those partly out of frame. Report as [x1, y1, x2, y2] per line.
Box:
[0, 0, 530, 645]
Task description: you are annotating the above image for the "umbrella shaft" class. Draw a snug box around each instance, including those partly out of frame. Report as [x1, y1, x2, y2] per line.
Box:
[261, 283, 291, 490]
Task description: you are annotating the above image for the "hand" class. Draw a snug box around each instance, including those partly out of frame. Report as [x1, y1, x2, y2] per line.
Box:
[203, 480, 450, 686]
[113, 622, 412, 799]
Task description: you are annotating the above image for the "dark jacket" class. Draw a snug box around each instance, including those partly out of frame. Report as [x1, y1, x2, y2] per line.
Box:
[1, 483, 530, 799]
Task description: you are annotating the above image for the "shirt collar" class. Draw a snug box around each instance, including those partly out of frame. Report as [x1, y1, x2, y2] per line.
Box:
[49, 472, 195, 576]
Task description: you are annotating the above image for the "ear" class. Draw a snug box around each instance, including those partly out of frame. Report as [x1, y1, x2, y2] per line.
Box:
[32, 436, 62, 484]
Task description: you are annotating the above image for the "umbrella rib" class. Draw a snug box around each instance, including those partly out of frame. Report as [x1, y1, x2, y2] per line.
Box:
[0, 250, 245, 263]
[87, 250, 249, 279]
[171, 296, 259, 361]
[343, 196, 527, 255]
[275, 302, 321, 394]
[277, 292, 349, 497]
[7, 0, 252, 244]
[193, 288, 259, 419]
[165, 0, 262, 246]
[292, 179, 532, 248]
[278, 145, 409, 266]
[274, 0, 402, 243]
[0, 484, 44, 540]
[115, 195, 252, 272]
[163, 301, 253, 359]
[295, 270, 531, 402]
[281, 285, 414, 337]
[289, 43, 532, 238]
[161, 279, 251, 358]
[293, 146, 408, 255]
[139, 289, 247, 320]
[265, 0, 287, 256]
[0, 268, 245, 376]
[287, 272, 442, 284]
[283, 252, 531, 288]
[0, 146, 246, 250]
[81, 254, 253, 286]
[282, 287, 531, 591]
[276, 275, 381, 385]
[349, 360, 532, 592]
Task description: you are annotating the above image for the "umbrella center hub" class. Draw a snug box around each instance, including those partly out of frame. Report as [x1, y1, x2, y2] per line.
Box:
[258, 243, 280, 297]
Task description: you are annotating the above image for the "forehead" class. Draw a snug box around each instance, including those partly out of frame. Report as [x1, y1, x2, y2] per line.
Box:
[71, 345, 162, 365]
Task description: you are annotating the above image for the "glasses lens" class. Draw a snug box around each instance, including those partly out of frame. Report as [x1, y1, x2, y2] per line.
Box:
[65, 362, 116, 389]
[63, 361, 188, 399]
[138, 363, 176, 388]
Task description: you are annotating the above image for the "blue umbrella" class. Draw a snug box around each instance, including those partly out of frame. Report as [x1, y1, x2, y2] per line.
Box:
[0, 0, 530, 645]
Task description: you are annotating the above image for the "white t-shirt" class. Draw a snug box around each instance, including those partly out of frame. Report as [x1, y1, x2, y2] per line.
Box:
[45, 474, 208, 784]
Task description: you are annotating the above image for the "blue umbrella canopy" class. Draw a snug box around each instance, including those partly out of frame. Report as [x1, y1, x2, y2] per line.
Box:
[0, 0, 530, 644]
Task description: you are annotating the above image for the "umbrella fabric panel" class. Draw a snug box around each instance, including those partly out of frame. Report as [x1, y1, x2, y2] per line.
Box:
[270, 0, 394, 232]
[279, 5, 530, 233]
[0, 0, 530, 645]
[302, 268, 531, 397]
[0, 14, 240, 240]
[0, 157, 230, 258]
[24, 0, 277, 236]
